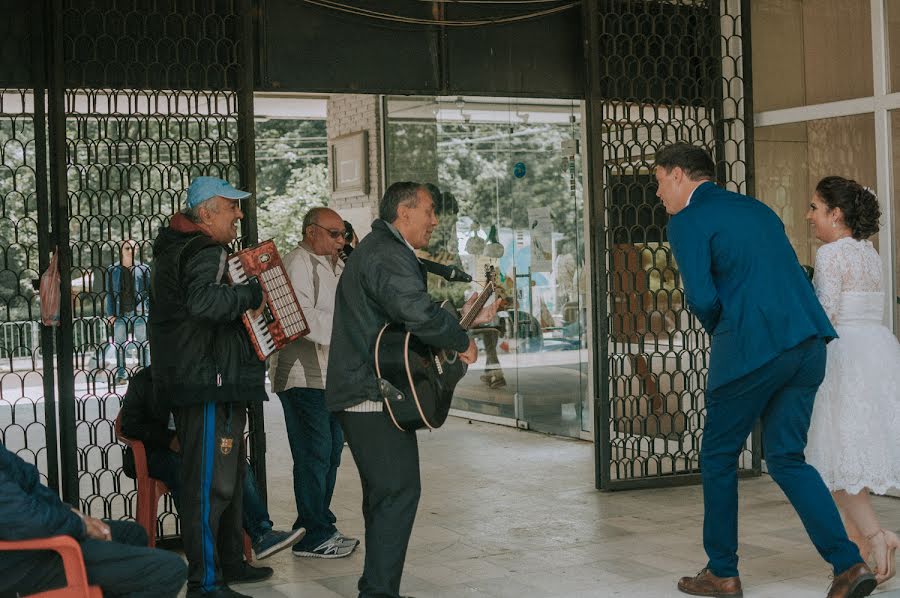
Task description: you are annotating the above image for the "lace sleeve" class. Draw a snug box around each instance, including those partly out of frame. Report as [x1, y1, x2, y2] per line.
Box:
[813, 244, 843, 324]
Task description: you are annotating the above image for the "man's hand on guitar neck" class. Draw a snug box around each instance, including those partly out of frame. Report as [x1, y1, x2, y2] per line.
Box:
[462, 295, 500, 327]
[459, 339, 478, 364]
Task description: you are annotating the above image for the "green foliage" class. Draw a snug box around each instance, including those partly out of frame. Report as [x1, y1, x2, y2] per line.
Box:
[255, 119, 329, 253]
[256, 162, 329, 251]
[385, 117, 584, 316]
[385, 119, 584, 264]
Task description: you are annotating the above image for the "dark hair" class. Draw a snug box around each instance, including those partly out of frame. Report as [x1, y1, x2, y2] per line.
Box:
[379, 182, 426, 222]
[653, 142, 716, 181]
[815, 176, 880, 240]
[436, 191, 459, 215]
[423, 182, 459, 215]
[343, 219, 354, 242]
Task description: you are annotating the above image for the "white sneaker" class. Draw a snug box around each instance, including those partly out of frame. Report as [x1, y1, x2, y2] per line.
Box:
[335, 531, 360, 548]
[292, 532, 356, 559]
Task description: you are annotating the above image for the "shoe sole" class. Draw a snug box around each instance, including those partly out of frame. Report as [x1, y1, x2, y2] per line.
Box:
[292, 547, 356, 559]
[225, 570, 275, 585]
[848, 574, 877, 598]
[254, 528, 306, 560]
[677, 584, 742, 598]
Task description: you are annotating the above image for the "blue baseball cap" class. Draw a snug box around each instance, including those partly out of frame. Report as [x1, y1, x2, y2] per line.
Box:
[186, 176, 251, 209]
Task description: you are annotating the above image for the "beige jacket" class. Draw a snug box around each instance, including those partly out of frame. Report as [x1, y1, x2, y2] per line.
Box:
[268, 243, 343, 392]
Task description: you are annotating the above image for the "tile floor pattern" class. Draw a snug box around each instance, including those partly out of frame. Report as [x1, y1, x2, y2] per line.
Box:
[185, 400, 900, 597]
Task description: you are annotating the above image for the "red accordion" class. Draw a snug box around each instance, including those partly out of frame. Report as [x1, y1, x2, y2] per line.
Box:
[226, 240, 310, 360]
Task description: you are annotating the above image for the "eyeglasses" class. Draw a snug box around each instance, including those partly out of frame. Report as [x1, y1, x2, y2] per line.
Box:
[310, 222, 346, 240]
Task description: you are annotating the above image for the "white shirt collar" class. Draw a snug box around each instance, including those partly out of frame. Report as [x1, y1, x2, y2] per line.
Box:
[685, 186, 697, 207]
[685, 181, 713, 207]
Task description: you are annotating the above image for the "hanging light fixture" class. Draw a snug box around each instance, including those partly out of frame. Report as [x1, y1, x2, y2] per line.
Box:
[484, 224, 504, 258]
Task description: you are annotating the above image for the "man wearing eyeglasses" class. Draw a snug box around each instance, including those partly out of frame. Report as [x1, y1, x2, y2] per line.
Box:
[104, 239, 150, 384]
[268, 207, 359, 559]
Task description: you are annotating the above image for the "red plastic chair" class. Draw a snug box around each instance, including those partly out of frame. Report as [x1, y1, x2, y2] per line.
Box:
[0, 535, 103, 597]
[114, 413, 253, 559]
[114, 412, 169, 549]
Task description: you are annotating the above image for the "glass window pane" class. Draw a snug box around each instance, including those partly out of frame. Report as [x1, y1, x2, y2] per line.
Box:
[890, 0, 900, 92]
[384, 96, 590, 437]
[752, 0, 873, 111]
[754, 114, 876, 266]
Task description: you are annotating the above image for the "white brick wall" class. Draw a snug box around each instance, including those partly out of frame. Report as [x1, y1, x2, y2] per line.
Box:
[326, 95, 382, 225]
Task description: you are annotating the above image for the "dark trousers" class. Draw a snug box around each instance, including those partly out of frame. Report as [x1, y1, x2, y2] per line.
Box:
[174, 402, 246, 593]
[702, 337, 862, 577]
[278, 387, 343, 549]
[0, 520, 186, 598]
[147, 447, 273, 543]
[337, 411, 420, 598]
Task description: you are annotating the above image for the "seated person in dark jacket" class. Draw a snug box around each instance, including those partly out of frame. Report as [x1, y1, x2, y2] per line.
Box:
[0, 442, 186, 597]
[120, 367, 305, 561]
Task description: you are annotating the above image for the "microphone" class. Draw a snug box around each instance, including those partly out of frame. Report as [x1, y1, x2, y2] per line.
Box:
[342, 243, 471, 283]
[420, 258, 472, 283]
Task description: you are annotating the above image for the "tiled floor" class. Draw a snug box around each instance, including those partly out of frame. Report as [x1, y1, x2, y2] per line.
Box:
[208, 400, 900, 597]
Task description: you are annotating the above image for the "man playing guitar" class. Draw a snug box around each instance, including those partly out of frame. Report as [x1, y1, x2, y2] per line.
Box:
[326, 181, 495, 598]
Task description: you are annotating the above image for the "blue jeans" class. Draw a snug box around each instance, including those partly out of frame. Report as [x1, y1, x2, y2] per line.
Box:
[702, 337, 862, 577]
[105, 313, 148, 376]
[277, 387, 343, 549]
[147, 449, 273, 544]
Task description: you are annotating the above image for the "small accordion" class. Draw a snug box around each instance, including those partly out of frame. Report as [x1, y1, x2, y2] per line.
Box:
[226, 240, 310, 360]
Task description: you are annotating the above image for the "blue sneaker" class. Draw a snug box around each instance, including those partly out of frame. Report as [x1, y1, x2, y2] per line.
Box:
[252, 528, 306, 560]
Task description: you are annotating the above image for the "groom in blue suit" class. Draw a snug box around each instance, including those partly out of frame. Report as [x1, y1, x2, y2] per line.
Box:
[658, 143, 874, 598]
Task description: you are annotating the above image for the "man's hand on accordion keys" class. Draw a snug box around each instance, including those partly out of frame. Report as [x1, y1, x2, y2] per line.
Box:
[250, 291, 267, 320]
[228, 240, 311, 361]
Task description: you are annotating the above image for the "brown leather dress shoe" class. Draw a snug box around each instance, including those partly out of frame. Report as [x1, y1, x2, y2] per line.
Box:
[826, 563, 876, 598]
[677, 568, 743, 597]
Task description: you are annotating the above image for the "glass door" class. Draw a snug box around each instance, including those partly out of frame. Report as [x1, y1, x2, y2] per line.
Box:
[384, 96, 589, 437]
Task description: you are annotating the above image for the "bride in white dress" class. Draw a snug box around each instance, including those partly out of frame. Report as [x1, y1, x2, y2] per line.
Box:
[805, 175, 900, 586]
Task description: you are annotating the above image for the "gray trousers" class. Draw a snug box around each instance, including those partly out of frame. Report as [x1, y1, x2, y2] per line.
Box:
[337, 411, 421, 598]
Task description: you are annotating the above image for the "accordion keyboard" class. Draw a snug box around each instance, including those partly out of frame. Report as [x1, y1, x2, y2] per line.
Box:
[227, 240, 310, 360]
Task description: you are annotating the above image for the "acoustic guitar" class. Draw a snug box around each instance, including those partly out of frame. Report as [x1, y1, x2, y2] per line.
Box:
[374, 265, 496, 431]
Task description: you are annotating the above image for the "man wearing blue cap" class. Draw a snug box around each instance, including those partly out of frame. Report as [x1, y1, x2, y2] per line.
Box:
[149, 176, 271, 598]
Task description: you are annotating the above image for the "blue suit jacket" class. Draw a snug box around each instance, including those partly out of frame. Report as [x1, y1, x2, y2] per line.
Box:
[667, 182, 836, 392]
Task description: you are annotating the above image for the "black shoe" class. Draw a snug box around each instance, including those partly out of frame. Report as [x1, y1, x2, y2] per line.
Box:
[186, 586, 252, 598]
[222, 561, 274, 584]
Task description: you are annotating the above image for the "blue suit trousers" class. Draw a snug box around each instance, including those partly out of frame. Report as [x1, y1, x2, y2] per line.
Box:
[702, 337, 862, 577]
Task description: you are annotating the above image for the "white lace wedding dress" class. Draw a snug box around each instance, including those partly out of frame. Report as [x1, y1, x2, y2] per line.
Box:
[806, 237, 900, 495]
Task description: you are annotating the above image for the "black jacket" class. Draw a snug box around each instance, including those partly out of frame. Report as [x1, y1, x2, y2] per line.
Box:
[0, 444, 90, 592]
[149, 214, 267, 407]
[325, 219, 470, 411]
[120, 367, 172, 451]
[119, 367, 173, 478]
[0, 443, 85, 542]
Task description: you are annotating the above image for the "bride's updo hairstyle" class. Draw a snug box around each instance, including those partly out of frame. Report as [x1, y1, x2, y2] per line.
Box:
[815, 176, 880, 240]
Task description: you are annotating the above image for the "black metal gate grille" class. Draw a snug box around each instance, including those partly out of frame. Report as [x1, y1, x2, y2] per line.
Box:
[0, 87, 56, 483]
[0, 0, 260, 539]
[585, 0, 756, 489]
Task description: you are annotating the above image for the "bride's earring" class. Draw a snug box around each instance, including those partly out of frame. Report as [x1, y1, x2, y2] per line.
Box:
[832, 221, 837, 228]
